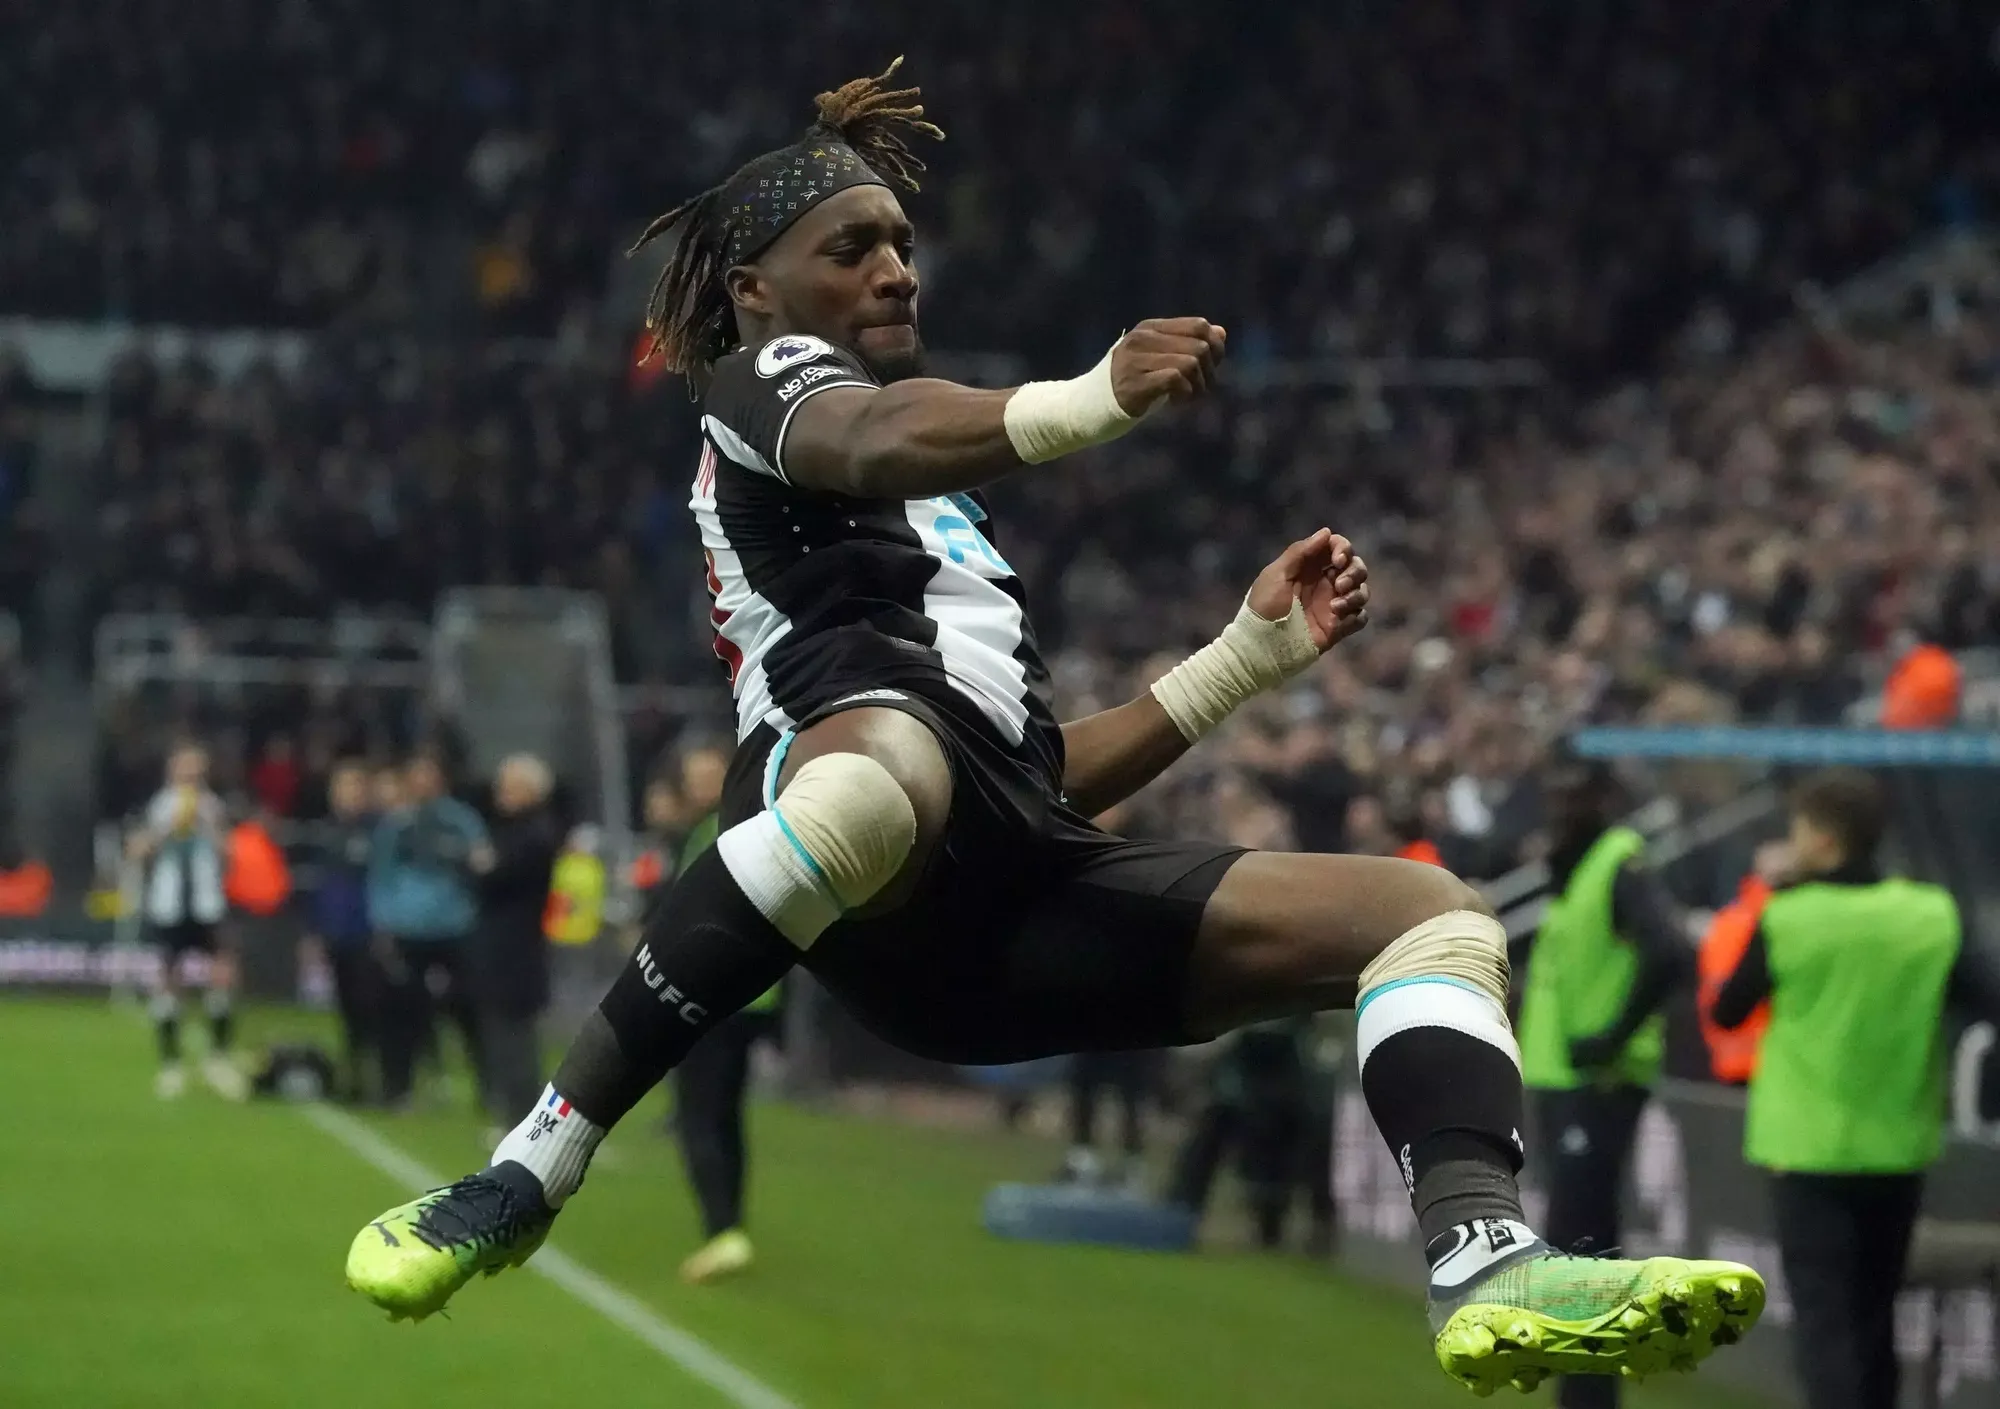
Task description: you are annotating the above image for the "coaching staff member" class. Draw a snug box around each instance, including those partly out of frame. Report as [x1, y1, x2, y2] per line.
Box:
[1516, 756, 1689, 1409]
[1712, 768, 1998, 1409]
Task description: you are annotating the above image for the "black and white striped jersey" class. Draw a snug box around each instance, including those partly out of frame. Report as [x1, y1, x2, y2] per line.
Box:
[690, 333, 1063, 790]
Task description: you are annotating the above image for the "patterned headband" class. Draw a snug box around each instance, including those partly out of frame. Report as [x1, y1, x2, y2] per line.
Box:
[721, 139, 887, 268]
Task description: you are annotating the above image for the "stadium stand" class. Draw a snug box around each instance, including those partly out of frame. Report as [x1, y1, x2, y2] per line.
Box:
[4, 1, 1991, 371]
[4, 0, 1995, 880]
[72, 234, 2000, 878]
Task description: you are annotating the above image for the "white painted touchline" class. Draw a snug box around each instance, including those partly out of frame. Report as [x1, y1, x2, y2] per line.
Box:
[304, 1103, 803, 1409]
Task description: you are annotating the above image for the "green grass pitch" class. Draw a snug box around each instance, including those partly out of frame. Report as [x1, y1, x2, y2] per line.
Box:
[0, 998, 1770, 1408]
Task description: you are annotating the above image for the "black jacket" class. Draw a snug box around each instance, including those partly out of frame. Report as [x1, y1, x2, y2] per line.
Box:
[478, 806, 562, 1018]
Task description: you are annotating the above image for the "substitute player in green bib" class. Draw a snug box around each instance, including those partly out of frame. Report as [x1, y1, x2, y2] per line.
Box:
[1712, 769, 1996, 1409]
[1517, 758, 1690, 1409]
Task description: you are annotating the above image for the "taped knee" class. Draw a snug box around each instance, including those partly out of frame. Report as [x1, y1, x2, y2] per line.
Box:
[716, 752, 918, 949]
[1357, 908, 1510, 1010]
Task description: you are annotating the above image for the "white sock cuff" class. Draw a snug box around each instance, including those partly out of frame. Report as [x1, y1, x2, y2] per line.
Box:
[717, 811, 843, 948]
[491, 1084, 605, 1208]
[1356, 977, 1520, 1073]
[717, 752, 917, 949]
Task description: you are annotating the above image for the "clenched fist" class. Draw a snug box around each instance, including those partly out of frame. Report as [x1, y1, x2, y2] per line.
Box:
[1110, 317, 1228, 417]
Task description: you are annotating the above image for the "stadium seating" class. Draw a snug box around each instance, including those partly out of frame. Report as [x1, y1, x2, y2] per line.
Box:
[6, 1, 1992, 879]
[71, 235, 2000, 879]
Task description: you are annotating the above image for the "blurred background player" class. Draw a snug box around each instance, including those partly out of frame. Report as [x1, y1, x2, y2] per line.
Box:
[1711, 769, 1999, 1409]
[1515, 755, 1690, 1409]
[1057, 802, 1160, 1191]
[128, 742, 245, 1100]
[1168, 1015, 1335, 1254]
[1060, 1048, 1158, 1191]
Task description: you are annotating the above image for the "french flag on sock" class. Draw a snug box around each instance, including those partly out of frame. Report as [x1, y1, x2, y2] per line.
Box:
[545, 1091, 571, 1118]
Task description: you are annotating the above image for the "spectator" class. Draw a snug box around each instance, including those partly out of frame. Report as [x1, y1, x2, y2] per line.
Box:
[477, 753, 563, 1136]
[302, 761, 384, 1104]
[1516, 757, 1691, 1409]
[368, 753, 492, 1111]
[249, 734, 303, 818]
[1879, 639, 1962, 729]
[1711, 771, 1999, 1409]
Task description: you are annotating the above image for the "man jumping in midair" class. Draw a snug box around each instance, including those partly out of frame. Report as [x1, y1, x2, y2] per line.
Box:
[345, 62, 1762, 1395]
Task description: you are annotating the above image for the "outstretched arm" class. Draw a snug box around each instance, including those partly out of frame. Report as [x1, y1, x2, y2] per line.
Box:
[782, 319, 1227, 498]
[1060, 531, 1371, 819]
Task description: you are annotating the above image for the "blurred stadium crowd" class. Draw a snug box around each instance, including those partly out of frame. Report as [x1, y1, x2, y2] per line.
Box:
[6, 1, 1992, 372]
[0, 0, 1992, 882]
[72, 253, 2000, 879]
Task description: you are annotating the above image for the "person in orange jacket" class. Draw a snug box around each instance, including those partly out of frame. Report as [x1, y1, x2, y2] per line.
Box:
[1695, 843, 1782, 1085]
[0, 850, 52, 917]
[225, 813, 293, 917]
[1880, 641, 1961, 730]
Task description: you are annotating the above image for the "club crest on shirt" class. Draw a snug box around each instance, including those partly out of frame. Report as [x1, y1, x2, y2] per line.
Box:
[756, 334, 833, 377]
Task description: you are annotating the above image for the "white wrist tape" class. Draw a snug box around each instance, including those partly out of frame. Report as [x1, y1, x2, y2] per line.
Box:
[1149, 595, 1322, 743]
[1003, 342, 1140, 464]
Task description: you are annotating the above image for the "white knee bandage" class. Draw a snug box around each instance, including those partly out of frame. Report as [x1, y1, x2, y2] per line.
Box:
[1357, 909, 1510, 1006]
[715, 752, 918, 949]
[1355, 909, 1517, 1071]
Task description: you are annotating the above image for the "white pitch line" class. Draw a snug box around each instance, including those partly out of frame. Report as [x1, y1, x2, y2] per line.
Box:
[304, 1103, 803, 1409]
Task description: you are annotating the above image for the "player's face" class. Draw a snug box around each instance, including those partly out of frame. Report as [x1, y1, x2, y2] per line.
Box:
[169, 747, 207, 788]
[750, 185, 925, 383]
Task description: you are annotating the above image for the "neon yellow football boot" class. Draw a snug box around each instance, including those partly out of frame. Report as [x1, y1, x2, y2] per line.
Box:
[1431, 1248, 1764, 1396]
[679, 1229, 755, 1285]
[345, 1167, 553, 1321]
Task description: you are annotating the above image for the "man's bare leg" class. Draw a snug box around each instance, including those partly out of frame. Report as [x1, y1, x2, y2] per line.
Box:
[1188, 854, 1526, 1260]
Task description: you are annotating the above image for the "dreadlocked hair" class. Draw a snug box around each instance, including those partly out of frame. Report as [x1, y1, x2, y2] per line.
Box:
[629, 57, 945, 377]
[627, 185, 733, 378]
[809, 56, 944, 194]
